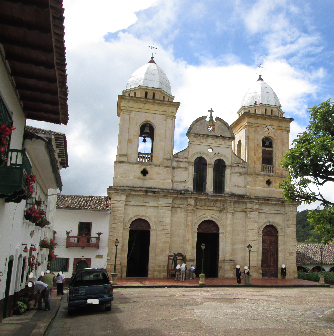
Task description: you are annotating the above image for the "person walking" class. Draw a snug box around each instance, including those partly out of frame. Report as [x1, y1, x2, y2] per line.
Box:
[236, 265, 242, 284]
[56, 271, 65, 295]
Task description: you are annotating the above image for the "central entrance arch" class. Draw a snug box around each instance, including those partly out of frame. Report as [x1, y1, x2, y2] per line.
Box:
[196, 220, 219, 278]
[126, 218, 150, 277]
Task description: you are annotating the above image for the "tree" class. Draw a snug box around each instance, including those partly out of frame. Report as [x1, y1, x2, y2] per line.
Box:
[280, 99, 334, 243]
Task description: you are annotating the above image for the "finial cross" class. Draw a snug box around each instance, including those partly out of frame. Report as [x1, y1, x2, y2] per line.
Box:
[208, 108, 214, 120]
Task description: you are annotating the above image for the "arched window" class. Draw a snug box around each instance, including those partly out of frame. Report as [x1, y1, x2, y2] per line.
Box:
[213, 159, 226, 194]
[138, 123, 154, 162]
[237, 140, 241, 157]
[262, 137, 273, 173]
[145, 91, 148, 98]
[193, 157, 207, 192]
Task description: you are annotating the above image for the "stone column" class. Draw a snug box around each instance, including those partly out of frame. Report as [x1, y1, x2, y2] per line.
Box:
[246, 202, 259, 277]
[154, 197, 173, 277]
[206, 163, 213, 193]
[107, 193, 126, 277]
[185, 199, 195, 260]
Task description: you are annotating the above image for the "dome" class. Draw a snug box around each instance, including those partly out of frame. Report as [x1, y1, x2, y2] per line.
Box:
[126, 57, 172, 95]
[241, 75, 281, 107]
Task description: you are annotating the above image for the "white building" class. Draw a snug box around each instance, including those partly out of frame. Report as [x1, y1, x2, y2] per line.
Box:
[54, 195, 111, 279]
[0, 0, 68, 321]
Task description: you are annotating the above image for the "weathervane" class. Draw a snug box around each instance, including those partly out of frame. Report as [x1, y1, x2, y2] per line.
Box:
[257, 63, 264, 80]
[148, 45, 157, 58]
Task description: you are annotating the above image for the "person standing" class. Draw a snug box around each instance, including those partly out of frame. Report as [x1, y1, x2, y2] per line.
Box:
[281, 264, 286, 279]
[244, 266, 250, 285]
[189, 265, 195, 279]
[236, 265, 242, 284]
[41, 270, 55, 303]
[180, 263, 186, 281]
[29, 277, 50, 311]
[175, 264, 181, 281]
[56, 271, 65, 295]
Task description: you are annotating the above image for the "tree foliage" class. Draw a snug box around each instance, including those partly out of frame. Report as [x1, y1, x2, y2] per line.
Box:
[280, 99, 334, 243]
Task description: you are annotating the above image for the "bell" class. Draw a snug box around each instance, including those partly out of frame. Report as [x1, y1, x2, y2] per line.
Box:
[143, 125, 150, 137]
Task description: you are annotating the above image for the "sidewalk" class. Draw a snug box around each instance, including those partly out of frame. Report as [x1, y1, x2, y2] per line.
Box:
[114, 277, 328, 287]
[0, 290, 63, 336]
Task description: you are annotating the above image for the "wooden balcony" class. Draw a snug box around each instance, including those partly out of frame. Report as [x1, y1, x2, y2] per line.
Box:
[66, 236, 100, 248]
[0, 149, 32, 203]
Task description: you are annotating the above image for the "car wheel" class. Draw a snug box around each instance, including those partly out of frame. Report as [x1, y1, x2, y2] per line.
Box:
[105, 303, 111, 311]
[68, 305, 75, 315]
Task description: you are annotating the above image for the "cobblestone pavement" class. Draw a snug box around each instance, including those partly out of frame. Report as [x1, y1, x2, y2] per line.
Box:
[46, 287, 334, 336]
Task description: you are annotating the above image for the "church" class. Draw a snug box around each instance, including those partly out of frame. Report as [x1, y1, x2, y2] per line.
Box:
[107, 56, 297, 279]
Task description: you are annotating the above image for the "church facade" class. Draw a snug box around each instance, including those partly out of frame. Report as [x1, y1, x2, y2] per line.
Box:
[107, 57, 297, 279]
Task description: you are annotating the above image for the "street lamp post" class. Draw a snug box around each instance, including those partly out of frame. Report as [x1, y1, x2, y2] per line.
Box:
[111, 239, 119, 285]
[199, 243, 206, 285]
[319, 245, 325, 285]
[320, 245, 324, 274]
[114, 239, 119, 273]
[247, 244, 252, 270]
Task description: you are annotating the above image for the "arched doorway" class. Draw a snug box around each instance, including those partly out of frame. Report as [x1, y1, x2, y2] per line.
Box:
[126, 219, 150, 277]
[196, 220, 219, 278]
[76, 260, 89, 271]
[261, 225, 278, 278]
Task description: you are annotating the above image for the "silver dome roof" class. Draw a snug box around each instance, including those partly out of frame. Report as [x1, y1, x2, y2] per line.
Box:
[241, 75, 281, 107]
[126, 57, 172, 95]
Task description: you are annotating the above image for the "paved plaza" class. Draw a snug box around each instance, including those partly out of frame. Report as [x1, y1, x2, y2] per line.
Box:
[45, 286, 334, 336]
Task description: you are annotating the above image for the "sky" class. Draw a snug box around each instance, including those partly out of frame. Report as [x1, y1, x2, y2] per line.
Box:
[26, 0, 334, 211]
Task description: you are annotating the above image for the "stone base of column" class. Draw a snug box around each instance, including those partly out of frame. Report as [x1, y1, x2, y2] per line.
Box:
[199, 274, 205, 286]
[319, 274, 325, 285]
[111, 273, 118, 285]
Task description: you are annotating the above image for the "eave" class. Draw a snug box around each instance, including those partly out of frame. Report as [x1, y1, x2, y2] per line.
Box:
[0, 0, 68, 125]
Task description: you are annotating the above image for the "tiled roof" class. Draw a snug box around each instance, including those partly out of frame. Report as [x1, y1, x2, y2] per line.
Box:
[57, 195, 111, 211]
[25, 126, 68, 169]
[296, 243, 334, 265]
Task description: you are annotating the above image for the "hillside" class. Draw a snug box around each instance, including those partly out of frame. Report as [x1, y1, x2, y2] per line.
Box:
[296, 210, 323, 243]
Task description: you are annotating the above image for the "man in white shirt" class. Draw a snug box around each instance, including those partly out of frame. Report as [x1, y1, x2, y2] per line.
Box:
[29, 277, 50, 311]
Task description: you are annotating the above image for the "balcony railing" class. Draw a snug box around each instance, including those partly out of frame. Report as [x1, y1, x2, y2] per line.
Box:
[261, 164, 274, 174]
[138, 152, 152, 162]
[66, 236, 100, 248]
[0, 149, 32, 203]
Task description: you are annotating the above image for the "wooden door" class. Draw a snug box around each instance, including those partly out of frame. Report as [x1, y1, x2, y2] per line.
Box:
[261, 225, 278, 278]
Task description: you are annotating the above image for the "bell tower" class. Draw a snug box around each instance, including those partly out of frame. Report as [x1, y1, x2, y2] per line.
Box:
[231, 75, 293, 197]
[113, 57, 180, 189]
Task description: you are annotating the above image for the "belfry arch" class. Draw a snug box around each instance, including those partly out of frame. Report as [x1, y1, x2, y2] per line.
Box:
[196, 220, 219, 278]
[126, 218, 151, 277]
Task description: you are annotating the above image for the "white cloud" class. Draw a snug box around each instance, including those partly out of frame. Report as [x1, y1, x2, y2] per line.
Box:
[63, 0, 158, 48]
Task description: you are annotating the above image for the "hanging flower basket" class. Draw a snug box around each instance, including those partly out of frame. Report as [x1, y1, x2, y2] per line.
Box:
[0, 123, 15, 165]
[24, 206, 44, 223]
[39, 238, 50, 249]
[24, 174, 36, 200]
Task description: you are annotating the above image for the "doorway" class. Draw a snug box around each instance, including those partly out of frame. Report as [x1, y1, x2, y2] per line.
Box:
[76, 260, 89, 271]
[196, 220, 219, 278]
[261, 225, 278, 278]
[126, 219, 150, 277]
[3, 257, 14, 319]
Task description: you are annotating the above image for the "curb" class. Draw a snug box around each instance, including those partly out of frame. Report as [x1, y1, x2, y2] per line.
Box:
[114, 284, 331, 289]
[29, 296, 63, 336]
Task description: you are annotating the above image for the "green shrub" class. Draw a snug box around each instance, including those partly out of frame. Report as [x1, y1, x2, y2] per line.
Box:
[298, 271, 320, 282]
